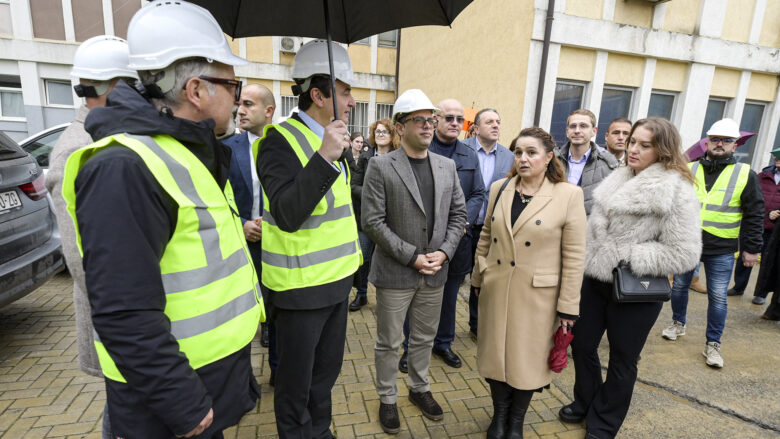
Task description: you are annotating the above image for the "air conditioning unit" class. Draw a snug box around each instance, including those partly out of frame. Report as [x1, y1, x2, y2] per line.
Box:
[280, 37, 302, 54]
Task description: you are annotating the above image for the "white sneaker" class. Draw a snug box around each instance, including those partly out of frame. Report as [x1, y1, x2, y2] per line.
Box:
[661, 321, 686, 340]
[702, 341, 724, 368]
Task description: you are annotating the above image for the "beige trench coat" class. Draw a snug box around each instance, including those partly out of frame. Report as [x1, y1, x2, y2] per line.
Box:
[471, 176, 586, 390]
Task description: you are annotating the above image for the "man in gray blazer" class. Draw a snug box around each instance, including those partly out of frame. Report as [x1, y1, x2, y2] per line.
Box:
[362, 89, 467, 435]
[462, 108, 514, 337]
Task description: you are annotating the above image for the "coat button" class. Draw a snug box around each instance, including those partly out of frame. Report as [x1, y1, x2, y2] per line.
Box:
[491, 216, 495, 221]
[423, 227, 427, 232]
[497, 259, 501, 264]
[493, 237, 497, 243]
[510, 261, 515, 266]
[536, 220, 541, 225]
[525, 241, 531, 247]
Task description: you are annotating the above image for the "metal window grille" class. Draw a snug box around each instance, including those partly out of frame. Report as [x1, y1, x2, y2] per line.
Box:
[280, 95, 299, 119]
[375, 103, 393, 122]
[348, 101, 369, 136]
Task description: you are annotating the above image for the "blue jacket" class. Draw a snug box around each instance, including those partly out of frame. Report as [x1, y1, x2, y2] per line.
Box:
[462, 136, 514, 223]
[223, 131, 263, 266]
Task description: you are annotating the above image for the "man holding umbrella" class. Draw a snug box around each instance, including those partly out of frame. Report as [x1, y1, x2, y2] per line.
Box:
[256, 40, 362, 438]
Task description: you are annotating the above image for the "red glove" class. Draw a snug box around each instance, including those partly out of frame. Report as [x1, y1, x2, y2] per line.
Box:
[548, 325, 574, 373]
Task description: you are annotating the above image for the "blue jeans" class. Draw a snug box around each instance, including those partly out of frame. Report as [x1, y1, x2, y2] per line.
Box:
[355, 231, 374, 298]
[671, 253, 734, 344]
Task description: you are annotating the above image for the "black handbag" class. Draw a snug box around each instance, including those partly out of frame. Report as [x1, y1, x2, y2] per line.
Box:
[612, 260, 671, 303]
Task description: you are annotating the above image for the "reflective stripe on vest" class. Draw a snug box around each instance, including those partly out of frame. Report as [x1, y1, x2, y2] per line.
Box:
[62, 133, 263, 382]
[689, 161, 749, 239]
[254, 118, 361, 291]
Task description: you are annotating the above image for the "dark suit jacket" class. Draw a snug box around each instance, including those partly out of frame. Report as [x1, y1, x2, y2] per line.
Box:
[462, 136, 515, 224]
[223, 131, 263, 265]
[361, 148, 467, 289]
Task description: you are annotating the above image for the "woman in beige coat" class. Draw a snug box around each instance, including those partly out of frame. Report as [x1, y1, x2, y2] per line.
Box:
[472, 127, 586, 438]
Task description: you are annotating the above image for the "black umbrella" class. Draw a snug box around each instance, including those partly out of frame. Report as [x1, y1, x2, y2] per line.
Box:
[187, 0, 473, 117]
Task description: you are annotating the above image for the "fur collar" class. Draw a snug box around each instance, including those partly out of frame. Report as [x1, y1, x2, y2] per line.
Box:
[593, 162, 686, 216]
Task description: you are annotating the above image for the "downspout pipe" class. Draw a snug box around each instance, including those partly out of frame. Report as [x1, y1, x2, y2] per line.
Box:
[533, 0, 555, 127]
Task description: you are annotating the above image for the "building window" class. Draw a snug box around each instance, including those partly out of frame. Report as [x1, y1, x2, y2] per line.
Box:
[648, 91, 676, 120]
[597, 86, 633, 146]
[700, 98, 728, 139]
[45, 80, 73, 107]
[0, 76, 23, 119]
[354, 37, 371, 45]
[738, 101, 766, 166]
[376, 103, 393, 121]
[280, 95, 299, 119]
[348, 102, 369, 136]
[378, 30, 398, 48]
[551, 81, 586, 147]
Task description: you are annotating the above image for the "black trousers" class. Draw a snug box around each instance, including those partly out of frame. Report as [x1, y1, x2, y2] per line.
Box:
[468, 224, 483, 333]
[273, 299, 348, 439]
[570, 277, 662, 439]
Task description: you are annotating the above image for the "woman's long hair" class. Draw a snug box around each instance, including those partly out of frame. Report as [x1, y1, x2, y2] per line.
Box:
[368, 118, 399, 150]
[507, 127, 565, 183]
[630, 118, 694, 184]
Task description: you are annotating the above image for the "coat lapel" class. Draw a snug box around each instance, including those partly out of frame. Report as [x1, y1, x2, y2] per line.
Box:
[512, 178, 554, 235]
[235, 133, 253, 193]
[390, 150, 425, 213]
[501, 176, 518, 235]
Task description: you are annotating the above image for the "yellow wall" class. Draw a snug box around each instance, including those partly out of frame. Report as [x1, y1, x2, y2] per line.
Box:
[653, 60, 688, 91]
[710, 68, 741, 98]
[398, 0, 534, 138]
[376, 90, 395, 104]
[279, 52, 295, 66]
[604, 53, 644, 87]
[351, 87, 370, 102]
[566, 0, 603, 20]
[747, 73, 779, 101]
[377, 47, 396, 76]
[246, 78, 274, 91]
[246, 37, 273, 64]
[226, 35, 240, 57]
[721, 0, 755, 43]
[557, 47, 596, 82]
[759, 0, 780, 47]
[280, 80, 296, 97]
[347, 44, 371, 74]
[662, 0, 699, 35]
[613, 0, 653, 28]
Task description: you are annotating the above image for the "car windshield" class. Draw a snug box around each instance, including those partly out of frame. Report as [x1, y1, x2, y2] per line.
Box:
[0, 131, 27, 159]
[23, 130, 64, 168]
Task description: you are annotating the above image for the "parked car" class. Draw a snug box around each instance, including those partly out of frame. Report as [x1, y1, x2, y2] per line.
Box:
[0, 130, 64, 307]
[19, 123, 69, 173]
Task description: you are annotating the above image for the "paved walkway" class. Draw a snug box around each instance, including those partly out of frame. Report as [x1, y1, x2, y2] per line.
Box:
[1, 272, 778, 438]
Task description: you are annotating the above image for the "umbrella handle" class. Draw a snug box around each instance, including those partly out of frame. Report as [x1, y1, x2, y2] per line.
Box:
[323, 0, 340, 121]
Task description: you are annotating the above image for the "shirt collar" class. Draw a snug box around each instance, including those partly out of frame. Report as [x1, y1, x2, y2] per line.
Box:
[247, 131, 260, 146]
[476, 137, 497, 155]
[297, 110, 325, 139]
[567, 147, 591, 164]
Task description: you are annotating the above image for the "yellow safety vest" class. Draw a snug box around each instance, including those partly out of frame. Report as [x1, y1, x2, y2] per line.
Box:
[689, 161, 750, 239]
[253, 118, 361, 291]
[62, 133, 264, 382]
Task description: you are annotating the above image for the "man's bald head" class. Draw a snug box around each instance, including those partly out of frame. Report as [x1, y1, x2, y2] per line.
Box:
[238, 83, 276, 135]
[435, 98, 465, 143]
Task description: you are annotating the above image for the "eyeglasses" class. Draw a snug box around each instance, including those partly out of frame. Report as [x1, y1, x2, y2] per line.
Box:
[439, 115, 465, 124]
[709, 137, 737, 144]
[402, 116, 437, 127]
[374, 129, 390, 135]
[189, 75, 243, 102]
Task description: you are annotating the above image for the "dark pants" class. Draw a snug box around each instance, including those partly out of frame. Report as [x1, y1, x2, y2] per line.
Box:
[570, 277, 662, 439]
[354, 231, 374, 299]
[468, 224, 483, 333]
[273, 299, 348, 439]
[402, 273, 465, 352]
[765, 290, 780, 319]
[268, 321, 278, 371]
[732, 229, 773, 295]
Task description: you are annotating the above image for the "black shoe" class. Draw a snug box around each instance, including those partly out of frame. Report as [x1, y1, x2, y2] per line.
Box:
[269, 369, 275, 387]
[260, 323, 269, 348]
[558, 404, 584, 423]
[433, 348, 462, 368]
[409, 391, 443, 421]
[727, 288, 744, 296]
[398, 351, 408, 374]
[379, 402, 400, 434]
[349, 295, 367, 312]
[487, 380, 512, 439]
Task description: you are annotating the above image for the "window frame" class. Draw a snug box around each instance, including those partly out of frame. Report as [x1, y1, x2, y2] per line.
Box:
[377, 30, 398, 48]
[375, 103, 393, 122]
[348, 101, 370, 137]
[550, 80, 588, 147]
[44, 79, 75, 108]
[596, 85, 635, 146]
[647, 90, 678, 120]
[740, 100, 768, 168]
[0, 86, 25, 121]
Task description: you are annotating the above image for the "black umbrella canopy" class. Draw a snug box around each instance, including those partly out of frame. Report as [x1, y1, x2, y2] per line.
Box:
[188, 0, 473, 43]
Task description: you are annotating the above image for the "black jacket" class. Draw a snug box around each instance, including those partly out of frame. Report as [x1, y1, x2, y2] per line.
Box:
[351, 147, 379, 230]
[256, 113, 354, 310]
[697, 156, 764, 256]
[78, 82, 259, 438]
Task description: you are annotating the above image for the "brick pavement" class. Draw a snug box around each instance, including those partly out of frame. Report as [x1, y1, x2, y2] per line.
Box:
[0, 273, 585, 438]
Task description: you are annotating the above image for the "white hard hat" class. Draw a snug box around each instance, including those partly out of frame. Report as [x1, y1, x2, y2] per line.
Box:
[71, 35, 138, 81]
[392, 89, 438, 123]
[291, 40, 354, 87]
[126, 0, 248, 71]
[706, 118, 741, 139]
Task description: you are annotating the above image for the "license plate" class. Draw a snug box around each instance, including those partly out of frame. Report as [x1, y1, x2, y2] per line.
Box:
[0, 190, 22, 214]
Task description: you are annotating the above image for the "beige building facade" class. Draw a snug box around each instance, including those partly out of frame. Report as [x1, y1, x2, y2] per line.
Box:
[398, 0, 780, 171]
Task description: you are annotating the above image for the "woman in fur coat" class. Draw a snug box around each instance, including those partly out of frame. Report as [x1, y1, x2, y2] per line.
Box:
[558, 118, 701, 439]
